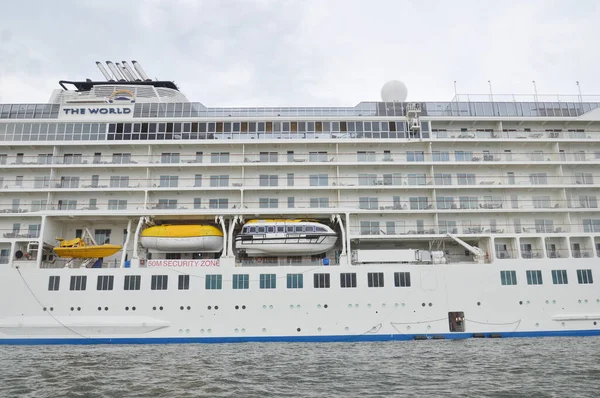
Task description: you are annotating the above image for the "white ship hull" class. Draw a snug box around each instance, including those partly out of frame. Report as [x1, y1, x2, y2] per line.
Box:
[140, 236, 223, 253]
[1, 258, 599, 344]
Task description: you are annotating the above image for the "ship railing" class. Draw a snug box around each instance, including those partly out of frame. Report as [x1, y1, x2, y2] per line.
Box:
[431, 130, 598, 140]
[236, 258, 338, 267]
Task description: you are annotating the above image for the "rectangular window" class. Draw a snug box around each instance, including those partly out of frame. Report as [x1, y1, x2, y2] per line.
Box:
[209, 175, 229, 187]
[577, 269, 594, 284]
[394, 272, 411, 287]
[551, 270, 568, 285]
[94, 229, 111, 244]
[108, 199, 127, 210]
[526, 270, 543, 285]
[232, 274, 249, 289]
[260, 273, 277, 289]
[69, 275, 87, 291]
[205, 274, 223, 289]
[287, 273, 304, 289]
[367, 272, 384, 287]
[314, 273, 330, 288]
[96, 275, 114, 291]
[48, 276, 60, 291]
[124, 275, 141, 290]
[340, 272, 357, 288]
[259, 174, 278, 187]
[151, 275, 168, 290]
[209, 198, 228, 209]
[500, 270, 517, 285]
[178, 274, 190, 290]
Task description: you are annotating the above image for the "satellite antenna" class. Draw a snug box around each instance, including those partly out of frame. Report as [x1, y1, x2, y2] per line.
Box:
[381, 80, 408, 102]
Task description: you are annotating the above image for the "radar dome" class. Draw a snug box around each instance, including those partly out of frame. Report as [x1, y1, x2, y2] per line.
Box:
[381, 80, 408, 102]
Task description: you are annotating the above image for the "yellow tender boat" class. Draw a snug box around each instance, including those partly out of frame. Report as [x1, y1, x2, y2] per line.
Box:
[53, 238, 122, 258]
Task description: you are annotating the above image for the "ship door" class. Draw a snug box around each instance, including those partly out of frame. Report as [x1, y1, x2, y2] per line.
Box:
[448, 312, 465, 332]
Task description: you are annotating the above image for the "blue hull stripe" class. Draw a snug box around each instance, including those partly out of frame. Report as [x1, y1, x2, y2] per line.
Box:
[1, 329, 600, 345]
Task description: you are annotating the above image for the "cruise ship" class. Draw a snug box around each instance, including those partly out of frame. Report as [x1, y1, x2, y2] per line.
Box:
[0, 61, 599, 344]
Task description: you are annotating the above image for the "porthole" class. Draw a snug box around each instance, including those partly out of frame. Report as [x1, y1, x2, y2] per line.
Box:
[535, 323, 539, 327]
[50, 307, 54, 311]
[186, 329, 190, 334]
[317, 304, 322, 309]
[180, 306, 184, 310]
[422, 303, 426, 307]
[367, 304, 372, 308]
[43, 307, 47, 311]
[578, 300, 582, 304]
[70, 307, 74, 311]
[324, 304, 328, 309]
[348, 304, 352, 308]
[561, 322, 565, 327]
[187, 306, 191, 310]
[477, 302, 481, 306]
[98, 307, 101, 311]
[519, 301, 523, 305]
[159, 306, 163, 310]
[125, 306, 129, 311]
[241, 328, 246, 333]
[77, 307, 81, 311]
[318, 327, 322, 332]
[153, 306, 157, 311]
[545, 300, 549, 304]
[428, 303, 433, 307]
[394, 303, 399, 308]
[406, 326, 411, 331]
[594, 322, 597, 326]
[208, 306, 212, 310]
[526, 301, 530, 305]
[262, 328, 267, 332]
[269, 305, 273, 309]
[427, 325, 431, 330]
[241, 305, 246, 310]
[585, 299, 588, 304]
[401, 303, 405, 308]
[215, 306, 219, 310]
[132, 306, 136, 311]
[290, 305, 294, 309]
[201, 328, 205, 333]
[207, 329, 212, 333]
[296, 305, 300, 309]
[104, 307, 108, 311]
[382, 303, 386, 308]
[235, 328, 239, 333]
[297, 328, 301, 332]
[262, 305, 267, 309]
[345, 327, 349, 331]
[354, 304, 359, 308]
[235, 305, 239, 310]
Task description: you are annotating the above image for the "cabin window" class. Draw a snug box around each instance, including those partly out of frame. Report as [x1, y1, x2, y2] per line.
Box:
[500, 270, 517, 286]
[526, 270, 543, 285]
[258, 227, 265, 233]
[577, 269, 594, 284]
[315, 227, 326, 232]
[178, 275, 190, 290]
[287, 274, 303, 289]
[449, 311, 466, 332]
[314, 273, 330, 288]
[367, 272, 384, 287]
[48, 276, 60, 291]
[124, 275, 141, 290]
[260, 274, 276, 289]
[551, 270, 568, 285]
[286, 226, 294, 233]
[249, 227, 256, 234]
[340, 273, 357, 288]
[277, 226, 285, 233]
[233, 274, 249, 289]
[205, 275, 223, 290]
[306, 226, 315, 232]
[394, 272, 411, 287]
[151, 275, 168, 290]
[97, 275, 114, 291]
[69, 275, 87, 291]
[267, 226, 275, 233]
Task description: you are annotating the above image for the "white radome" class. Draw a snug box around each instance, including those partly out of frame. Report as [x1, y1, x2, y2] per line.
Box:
[381, 80, 408, 102]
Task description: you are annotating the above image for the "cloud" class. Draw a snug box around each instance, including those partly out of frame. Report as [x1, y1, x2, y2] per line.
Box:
[0, 0, 598, 105]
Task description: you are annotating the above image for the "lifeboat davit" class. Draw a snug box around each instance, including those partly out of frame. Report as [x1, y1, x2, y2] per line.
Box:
[235, 219, 337, 256]
[140, 225, 223, 253]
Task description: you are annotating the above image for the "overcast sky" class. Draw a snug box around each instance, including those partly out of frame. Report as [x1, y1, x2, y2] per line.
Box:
[0, 0, 598, 106]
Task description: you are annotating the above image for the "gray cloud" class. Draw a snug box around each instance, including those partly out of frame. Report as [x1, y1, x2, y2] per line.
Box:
[0, 0, 598, 105]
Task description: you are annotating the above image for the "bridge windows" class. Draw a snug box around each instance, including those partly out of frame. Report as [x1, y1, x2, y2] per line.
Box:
[500, 270, 517, 286]
[97, 275, 114, 291]
[314, 273, 330, 288]
[124, 275, 141, 290]
[69, 275, 87, 291]
[48, 276, 60, 291]
[340, 273, 357, 288]
[151, 275, 168, 290]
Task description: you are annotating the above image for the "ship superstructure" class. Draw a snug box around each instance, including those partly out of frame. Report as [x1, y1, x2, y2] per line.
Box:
[0, 62, 599, 344]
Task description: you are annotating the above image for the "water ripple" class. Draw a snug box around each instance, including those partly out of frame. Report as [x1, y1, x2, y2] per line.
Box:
[1, 337, 600, 397]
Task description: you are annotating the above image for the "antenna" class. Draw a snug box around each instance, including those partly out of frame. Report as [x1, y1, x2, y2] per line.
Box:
[532, 80, 539, 103]
[95, 61, 113, 81]
[576, 81, 583, 103]
[106, 61, 125, 82]
[122, 61, 140, 81]
[132, 60, 151, 81]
